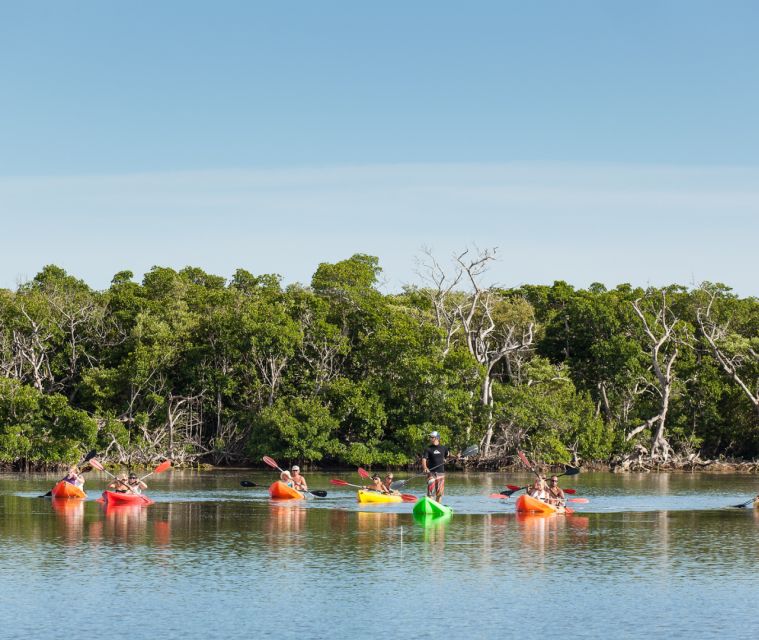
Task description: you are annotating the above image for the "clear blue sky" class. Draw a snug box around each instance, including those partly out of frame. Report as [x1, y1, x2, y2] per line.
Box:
[1, 1, 757, 294]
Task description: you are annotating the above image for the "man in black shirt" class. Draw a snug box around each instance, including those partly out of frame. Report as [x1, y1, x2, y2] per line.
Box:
[421, 431, 449, 502]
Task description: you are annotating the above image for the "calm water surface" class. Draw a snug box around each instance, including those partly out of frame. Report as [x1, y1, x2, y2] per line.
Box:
[2, 470, 758, 639]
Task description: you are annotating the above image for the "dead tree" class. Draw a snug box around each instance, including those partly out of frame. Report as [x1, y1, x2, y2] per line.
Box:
[626, 291, 686, 462]
[419, 247, 534, 456]
[697, 293, 759, 415]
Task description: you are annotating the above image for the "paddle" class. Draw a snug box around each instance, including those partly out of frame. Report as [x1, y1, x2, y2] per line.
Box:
[262, 456, 327, 498]
[240, 481, 258, 487]
[139, 460, 171, 481]
[731, 497, 758, 509]
[390, 444, 479, 491]
[91, 459, 170, 502]
[41, 449, 98, 497]
[331, 478, 417, 502]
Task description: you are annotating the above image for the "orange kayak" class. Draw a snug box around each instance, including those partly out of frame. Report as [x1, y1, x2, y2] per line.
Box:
[51, 481, 86, 499]
[101, 490, 153, 505]
[515, 494, 564, 514]
[268, 481, 304, 500]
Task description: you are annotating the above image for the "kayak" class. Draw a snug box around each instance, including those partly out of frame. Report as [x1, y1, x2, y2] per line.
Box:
[101, 490, 153, 505]
[357, 490, 402, 504]
[515, 494, 565, 515]
[268, 481, 304, 500]
[50, 480, 86, 499]
[412, 495, 453, 518]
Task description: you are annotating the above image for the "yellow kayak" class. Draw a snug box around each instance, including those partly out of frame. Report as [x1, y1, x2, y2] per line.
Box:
[357, 490, 402, 504]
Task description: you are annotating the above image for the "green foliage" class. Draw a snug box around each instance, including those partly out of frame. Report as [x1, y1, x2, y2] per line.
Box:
[0, 261, 757, 467]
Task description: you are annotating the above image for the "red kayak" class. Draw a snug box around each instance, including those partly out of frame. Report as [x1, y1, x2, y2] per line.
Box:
[101, 490, 153, 505]
[51, 480, 86, 499]
[268, 481, 304, 500]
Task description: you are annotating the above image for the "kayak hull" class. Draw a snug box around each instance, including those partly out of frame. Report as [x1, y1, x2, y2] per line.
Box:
[515, 494, 564, 514]
[412, 495, 453, 518]
[357, 490, 402, 504]
[101, 490, 153, 505]
[269, 481, 304, 500]
[51, 481, 86, 499]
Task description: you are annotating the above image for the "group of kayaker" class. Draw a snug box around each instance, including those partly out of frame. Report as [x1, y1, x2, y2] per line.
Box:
[108, 473, 147, 494]
[528, 475, 566, 508]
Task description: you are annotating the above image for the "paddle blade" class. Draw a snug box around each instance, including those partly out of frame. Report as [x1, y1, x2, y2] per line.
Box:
[562, 466, 580, 477]
[240, 481, 257, 487]
[506, 485, 521, 491]
[461, 444, 479, 458]
[563, 488, 576, 495]
[517, 450, 533, 470]
[154, 460, 172, 474]
[357, 467, 371, 479]
[389, 479, 407, 490]
[89, 458, 105, 472]
[401, 494, 418, 502]
[309, 490, 327, 498]
[489, 493, 509, 499]
[83, 450, 98, 463]
[567, 498, 588, 504]
[262, 456, 279, 469]
[330, 479, 350, 486]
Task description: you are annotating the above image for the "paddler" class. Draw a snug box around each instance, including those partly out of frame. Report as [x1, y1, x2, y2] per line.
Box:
[421, 431, 449, 502]
[280, 470, 295, 487]
[383, 473, 400, 495]
[291, 465, 308, 492]
[125, 472, 147, 494]
[108, 474, 130, 493]
[545, 475, 566, 507]
[528, 477, 549, 501]
[364, 474, 389, 493]
[62, 465, 85, 488]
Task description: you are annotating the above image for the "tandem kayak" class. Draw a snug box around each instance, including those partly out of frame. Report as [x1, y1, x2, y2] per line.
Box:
[412, 495, 452, 518]
[357, 490, 402, 504]
[50, 480, 86, 499]
[515, 494, 565, 515]
[268, 481, 304, 500]
[101, 490, 153, 505]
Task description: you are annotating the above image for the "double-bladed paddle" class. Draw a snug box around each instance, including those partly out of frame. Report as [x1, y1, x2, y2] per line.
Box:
[488, 493, 588, 504]
[331, 478, 417, 502]
[240, 479, 327, 497]
[505, 484, 577, 495]
[731, 497, 758, 509]
[91, 458, 171, 502]
[262, 456, 327, 498]
[389, 444, 479, 491]
[40, 449, 98, 497]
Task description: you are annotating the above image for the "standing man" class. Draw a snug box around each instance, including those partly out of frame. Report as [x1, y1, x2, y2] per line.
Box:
[422, 431, 449, 502]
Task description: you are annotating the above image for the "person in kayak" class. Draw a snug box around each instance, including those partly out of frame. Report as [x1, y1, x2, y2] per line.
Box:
[63, 466, 85, 488]
[124, 472, 147, 494]
[364, 474, 389, 493]
[108, 474, 131, 493]
[422, 431, 449, 502]
[280, 470, 295, 487]
[291, 465, 308, 491]
[528, 477, 549, 501]
[383, 473, 400, 495]
[545, 475, 566, 507]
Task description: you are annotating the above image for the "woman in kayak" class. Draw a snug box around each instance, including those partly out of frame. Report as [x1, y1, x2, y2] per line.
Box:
[545, 475, 566, 507]
[291, 466, 308, 491]
[63, 466, 85, 488]
[528, 477, 549, 501]
[280, 470, 295, 487]
[108, 474, 130, 493]
[382, 473, 401, 495]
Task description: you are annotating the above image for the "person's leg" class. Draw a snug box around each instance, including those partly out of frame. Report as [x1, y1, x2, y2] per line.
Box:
[435, 475, 445, 501]
[426, 475, 435, 497]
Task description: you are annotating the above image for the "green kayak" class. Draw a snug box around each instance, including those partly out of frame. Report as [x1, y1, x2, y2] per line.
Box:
[412, 495, 453, 518]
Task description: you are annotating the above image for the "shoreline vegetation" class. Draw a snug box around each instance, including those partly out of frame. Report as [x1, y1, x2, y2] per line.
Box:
[0, 251, 757, 473]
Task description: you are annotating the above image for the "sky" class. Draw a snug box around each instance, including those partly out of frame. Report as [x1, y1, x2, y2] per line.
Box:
[1, 1, 757, 295]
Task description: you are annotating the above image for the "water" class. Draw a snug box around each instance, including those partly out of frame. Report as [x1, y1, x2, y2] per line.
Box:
[2, 470, 758, 639]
